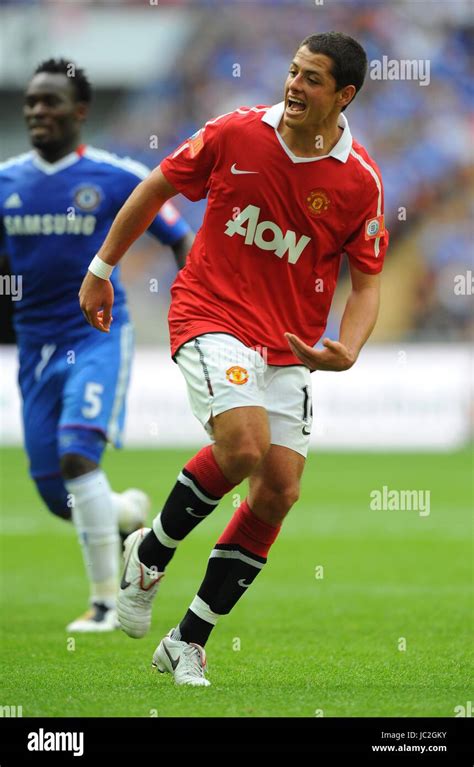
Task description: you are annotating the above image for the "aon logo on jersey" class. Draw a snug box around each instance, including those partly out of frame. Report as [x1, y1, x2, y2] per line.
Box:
[224, 204, 310, 264]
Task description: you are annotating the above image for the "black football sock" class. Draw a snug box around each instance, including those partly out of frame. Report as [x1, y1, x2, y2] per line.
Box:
[176, 500, 281, 647]
[138, 446, 235, 571]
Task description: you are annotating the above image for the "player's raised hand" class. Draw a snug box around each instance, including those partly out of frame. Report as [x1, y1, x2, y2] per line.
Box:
[285, 333, 356, 372]
[79, 271, 114, 333]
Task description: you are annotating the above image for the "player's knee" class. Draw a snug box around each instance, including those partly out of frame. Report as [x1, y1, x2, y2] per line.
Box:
[58, 427, 106, 480]
[278, 484, 300, 511]
[60, 452, 98, 480]
[35, 476, 72, 521]
[255, 482, 300, 522]
[226, 440, 269, 481]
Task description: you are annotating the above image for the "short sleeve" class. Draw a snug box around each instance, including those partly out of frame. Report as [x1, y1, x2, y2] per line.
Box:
[109, 161, 191, 245]
[343, 165, 389, 274]
[159, 115, 227, 202]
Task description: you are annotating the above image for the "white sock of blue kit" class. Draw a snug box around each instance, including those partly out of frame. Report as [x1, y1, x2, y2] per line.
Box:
[65, 469, 119, 608]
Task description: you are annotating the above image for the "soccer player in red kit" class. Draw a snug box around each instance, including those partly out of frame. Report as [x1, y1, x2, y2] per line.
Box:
[80, 32, 389, 686]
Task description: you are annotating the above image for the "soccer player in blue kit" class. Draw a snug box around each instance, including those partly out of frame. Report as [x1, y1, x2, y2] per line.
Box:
[0, 59, 194, 632]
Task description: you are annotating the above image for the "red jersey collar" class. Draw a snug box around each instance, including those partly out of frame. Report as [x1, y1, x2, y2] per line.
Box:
[262, 102, 352, 164]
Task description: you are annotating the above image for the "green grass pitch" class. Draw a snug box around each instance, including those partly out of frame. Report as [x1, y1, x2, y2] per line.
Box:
[0, 446, 471, 717]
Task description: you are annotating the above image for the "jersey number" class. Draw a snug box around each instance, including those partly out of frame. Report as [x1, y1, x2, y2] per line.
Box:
[82, 382, 104, 419]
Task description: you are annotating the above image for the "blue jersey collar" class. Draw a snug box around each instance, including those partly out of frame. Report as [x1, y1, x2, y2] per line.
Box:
[32, 148, 83, 175]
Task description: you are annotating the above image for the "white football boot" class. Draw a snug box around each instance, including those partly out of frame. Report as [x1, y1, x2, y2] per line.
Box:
[66, 602, 120, 633]
[152, 629, 210, 687]
[117, 527, 165, 638]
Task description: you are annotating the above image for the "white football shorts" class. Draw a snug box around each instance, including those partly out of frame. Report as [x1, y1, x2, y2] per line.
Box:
[175, 333, 313, 457]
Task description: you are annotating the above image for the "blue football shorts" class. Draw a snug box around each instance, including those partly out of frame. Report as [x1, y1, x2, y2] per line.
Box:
[18, 322, 134, 479]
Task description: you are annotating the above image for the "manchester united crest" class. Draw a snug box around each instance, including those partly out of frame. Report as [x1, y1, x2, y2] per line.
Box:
[306, 189, 330, 217]
[226, 366, 249, 385]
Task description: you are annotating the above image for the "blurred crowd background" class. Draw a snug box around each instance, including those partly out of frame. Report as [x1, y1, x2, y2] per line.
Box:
[1, 0, 472, 345]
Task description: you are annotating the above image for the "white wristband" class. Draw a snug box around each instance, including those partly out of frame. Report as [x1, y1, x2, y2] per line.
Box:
[88, 255, 115, 280]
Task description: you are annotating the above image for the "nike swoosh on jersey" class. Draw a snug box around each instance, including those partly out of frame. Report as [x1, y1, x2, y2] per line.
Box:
[163, 644, 180, 671]
[230, 163, 259, 175]
[238, 578, 251, 588]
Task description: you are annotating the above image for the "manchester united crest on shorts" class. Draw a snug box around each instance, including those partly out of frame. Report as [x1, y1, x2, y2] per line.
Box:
[306, 189, 330, 217]
[226, 366, 249, 385]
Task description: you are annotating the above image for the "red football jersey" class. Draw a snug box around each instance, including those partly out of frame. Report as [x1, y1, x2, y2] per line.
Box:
[160, 103, 389, 365]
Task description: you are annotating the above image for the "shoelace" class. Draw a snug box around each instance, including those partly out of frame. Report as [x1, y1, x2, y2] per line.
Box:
[181, 644, 206, 677]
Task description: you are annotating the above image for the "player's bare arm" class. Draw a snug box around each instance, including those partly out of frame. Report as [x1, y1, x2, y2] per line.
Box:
[79, 167, 178, 332]
[285, 264, 380, 371]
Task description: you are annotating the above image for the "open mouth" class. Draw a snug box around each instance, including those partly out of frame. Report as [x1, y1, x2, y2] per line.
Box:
[286, 97, 306, 115]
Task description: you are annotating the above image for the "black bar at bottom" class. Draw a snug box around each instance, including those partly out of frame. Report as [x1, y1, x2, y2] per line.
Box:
[0, 717, 472, 762]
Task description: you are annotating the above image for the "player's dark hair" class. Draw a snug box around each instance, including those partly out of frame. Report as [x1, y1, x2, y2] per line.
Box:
[33, 58, 92, 103]
[298, 32, 367, 110]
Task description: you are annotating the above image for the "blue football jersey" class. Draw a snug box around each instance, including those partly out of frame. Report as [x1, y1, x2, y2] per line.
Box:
[0, 145, 190, 342]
